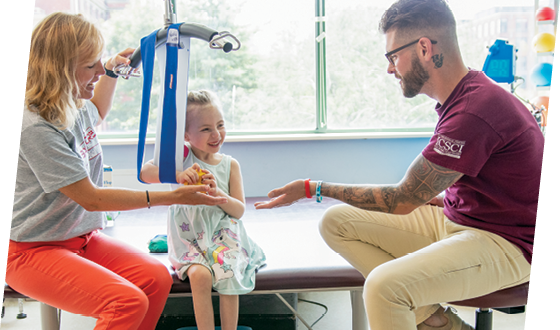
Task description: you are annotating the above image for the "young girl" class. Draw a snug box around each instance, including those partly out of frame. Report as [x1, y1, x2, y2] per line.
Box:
[141, 90, 266, 330]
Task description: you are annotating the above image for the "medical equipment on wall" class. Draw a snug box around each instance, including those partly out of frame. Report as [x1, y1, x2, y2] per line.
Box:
[482, 38, 549, 133]
[114, 0, 241, 184]
[482, 39, 518, 85]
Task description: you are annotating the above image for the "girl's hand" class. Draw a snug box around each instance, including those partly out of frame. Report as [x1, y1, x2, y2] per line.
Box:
[177, 163, 203, 185]
[104, 48, 135, 71]
[200, 171, 218, 196]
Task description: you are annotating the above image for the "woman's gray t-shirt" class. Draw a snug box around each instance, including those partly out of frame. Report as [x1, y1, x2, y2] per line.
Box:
[12, 101, 104, 242]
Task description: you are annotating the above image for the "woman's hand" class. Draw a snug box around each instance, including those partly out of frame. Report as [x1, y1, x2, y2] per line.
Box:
[254, 179, 307, 209]
[104, 48, 135, 71]
[173, 185, 228, 206]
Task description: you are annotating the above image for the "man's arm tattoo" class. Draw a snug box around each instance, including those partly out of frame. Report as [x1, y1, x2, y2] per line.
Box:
[321, 156, 462, 213]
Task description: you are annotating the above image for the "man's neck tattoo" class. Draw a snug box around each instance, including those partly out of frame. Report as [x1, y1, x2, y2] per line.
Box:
[432, 53, 444, 68]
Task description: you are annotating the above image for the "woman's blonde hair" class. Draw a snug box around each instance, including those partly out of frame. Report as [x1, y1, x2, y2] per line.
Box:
[25, 12, 104, 129]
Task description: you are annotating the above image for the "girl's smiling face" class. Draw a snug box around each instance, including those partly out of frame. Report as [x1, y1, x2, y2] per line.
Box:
[185, 104, 226, 157]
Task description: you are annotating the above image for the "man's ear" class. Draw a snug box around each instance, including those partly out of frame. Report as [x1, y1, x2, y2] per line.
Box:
[419, 38, 434, 61]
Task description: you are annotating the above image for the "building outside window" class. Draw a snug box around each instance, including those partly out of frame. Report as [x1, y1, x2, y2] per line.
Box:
[501, 18, 509, 33]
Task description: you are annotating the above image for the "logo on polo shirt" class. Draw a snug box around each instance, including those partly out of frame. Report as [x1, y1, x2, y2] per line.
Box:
[434, 134, 465, 159]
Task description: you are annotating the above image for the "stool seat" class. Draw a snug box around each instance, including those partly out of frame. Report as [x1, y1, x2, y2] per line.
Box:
[3, 283, 28, 300]
[449, 281, 529, 308]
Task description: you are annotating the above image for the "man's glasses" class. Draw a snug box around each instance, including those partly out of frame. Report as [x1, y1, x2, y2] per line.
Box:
[385, 38, 437, 66]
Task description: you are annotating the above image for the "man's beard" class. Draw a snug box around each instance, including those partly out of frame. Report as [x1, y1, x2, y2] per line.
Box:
[398, 54, 430, 98]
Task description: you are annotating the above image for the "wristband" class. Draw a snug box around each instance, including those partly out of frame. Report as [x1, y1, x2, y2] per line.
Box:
[316, 181, 323, 203]
[304, 179, 312, 198]
[104, 63, 119, 78]
[146, 190, 151, 209]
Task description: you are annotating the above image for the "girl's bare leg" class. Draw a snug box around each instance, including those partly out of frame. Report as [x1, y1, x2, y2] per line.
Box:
[187, 265, 215, 330]
[219, 294, 239, 330]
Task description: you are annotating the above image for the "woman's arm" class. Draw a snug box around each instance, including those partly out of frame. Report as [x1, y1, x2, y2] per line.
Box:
[214, 158, 246, 219]
[90, 48, 135, 122]
[58, 176, 227, 212]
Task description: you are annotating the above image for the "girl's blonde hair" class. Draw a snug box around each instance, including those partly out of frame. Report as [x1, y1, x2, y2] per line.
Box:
[187, 90, 222, 111]
[186, 90, 222, 130]
[25, 12, 104, 129]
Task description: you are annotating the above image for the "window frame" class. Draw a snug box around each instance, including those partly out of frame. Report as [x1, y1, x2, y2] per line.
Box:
[98, 0, 548, 144]
[98, 0, 438, 142]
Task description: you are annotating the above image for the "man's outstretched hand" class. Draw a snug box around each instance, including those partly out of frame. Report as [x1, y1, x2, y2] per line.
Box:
[254, 179, 307, 209]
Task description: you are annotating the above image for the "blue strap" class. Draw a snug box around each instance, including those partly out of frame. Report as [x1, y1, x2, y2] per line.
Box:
[158, 23, 182, 183]
[137, 24, 183, 184]
[137, 28, 158, 184]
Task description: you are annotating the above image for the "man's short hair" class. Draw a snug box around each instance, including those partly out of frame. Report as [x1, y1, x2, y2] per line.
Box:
[379, 0, 457, 41]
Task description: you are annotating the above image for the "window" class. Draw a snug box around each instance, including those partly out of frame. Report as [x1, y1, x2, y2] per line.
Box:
[30, 0, 537, 138]
[516, 18, 528, 32]
[500, 18, 509, 34]
[324, 0, 437, 131]
[100, 0, 318, 135]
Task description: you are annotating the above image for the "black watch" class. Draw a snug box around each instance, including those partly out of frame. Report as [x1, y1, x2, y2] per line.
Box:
[104, 63, 119, 78]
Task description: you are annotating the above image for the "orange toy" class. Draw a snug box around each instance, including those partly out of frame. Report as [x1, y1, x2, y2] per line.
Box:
[184, 169, 205, 185]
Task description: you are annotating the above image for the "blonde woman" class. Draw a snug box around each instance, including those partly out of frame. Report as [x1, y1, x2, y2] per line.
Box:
[6, 12, 227, 330]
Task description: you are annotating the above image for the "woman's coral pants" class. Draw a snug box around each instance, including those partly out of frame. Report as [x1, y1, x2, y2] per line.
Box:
[6, 230, 173, 330]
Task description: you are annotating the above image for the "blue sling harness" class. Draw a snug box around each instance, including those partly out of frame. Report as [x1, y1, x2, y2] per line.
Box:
[137, 23, 186, 184]
[129, 23, 240, 184]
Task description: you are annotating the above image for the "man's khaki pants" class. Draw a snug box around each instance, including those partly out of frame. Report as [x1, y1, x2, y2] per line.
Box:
[319, 204, 531, 330]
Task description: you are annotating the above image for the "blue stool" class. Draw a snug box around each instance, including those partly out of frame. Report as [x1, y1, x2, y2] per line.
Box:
[177, 327, 252, 330]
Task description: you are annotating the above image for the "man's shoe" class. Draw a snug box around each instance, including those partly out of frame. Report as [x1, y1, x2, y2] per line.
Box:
[417, 307, 474, 330]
